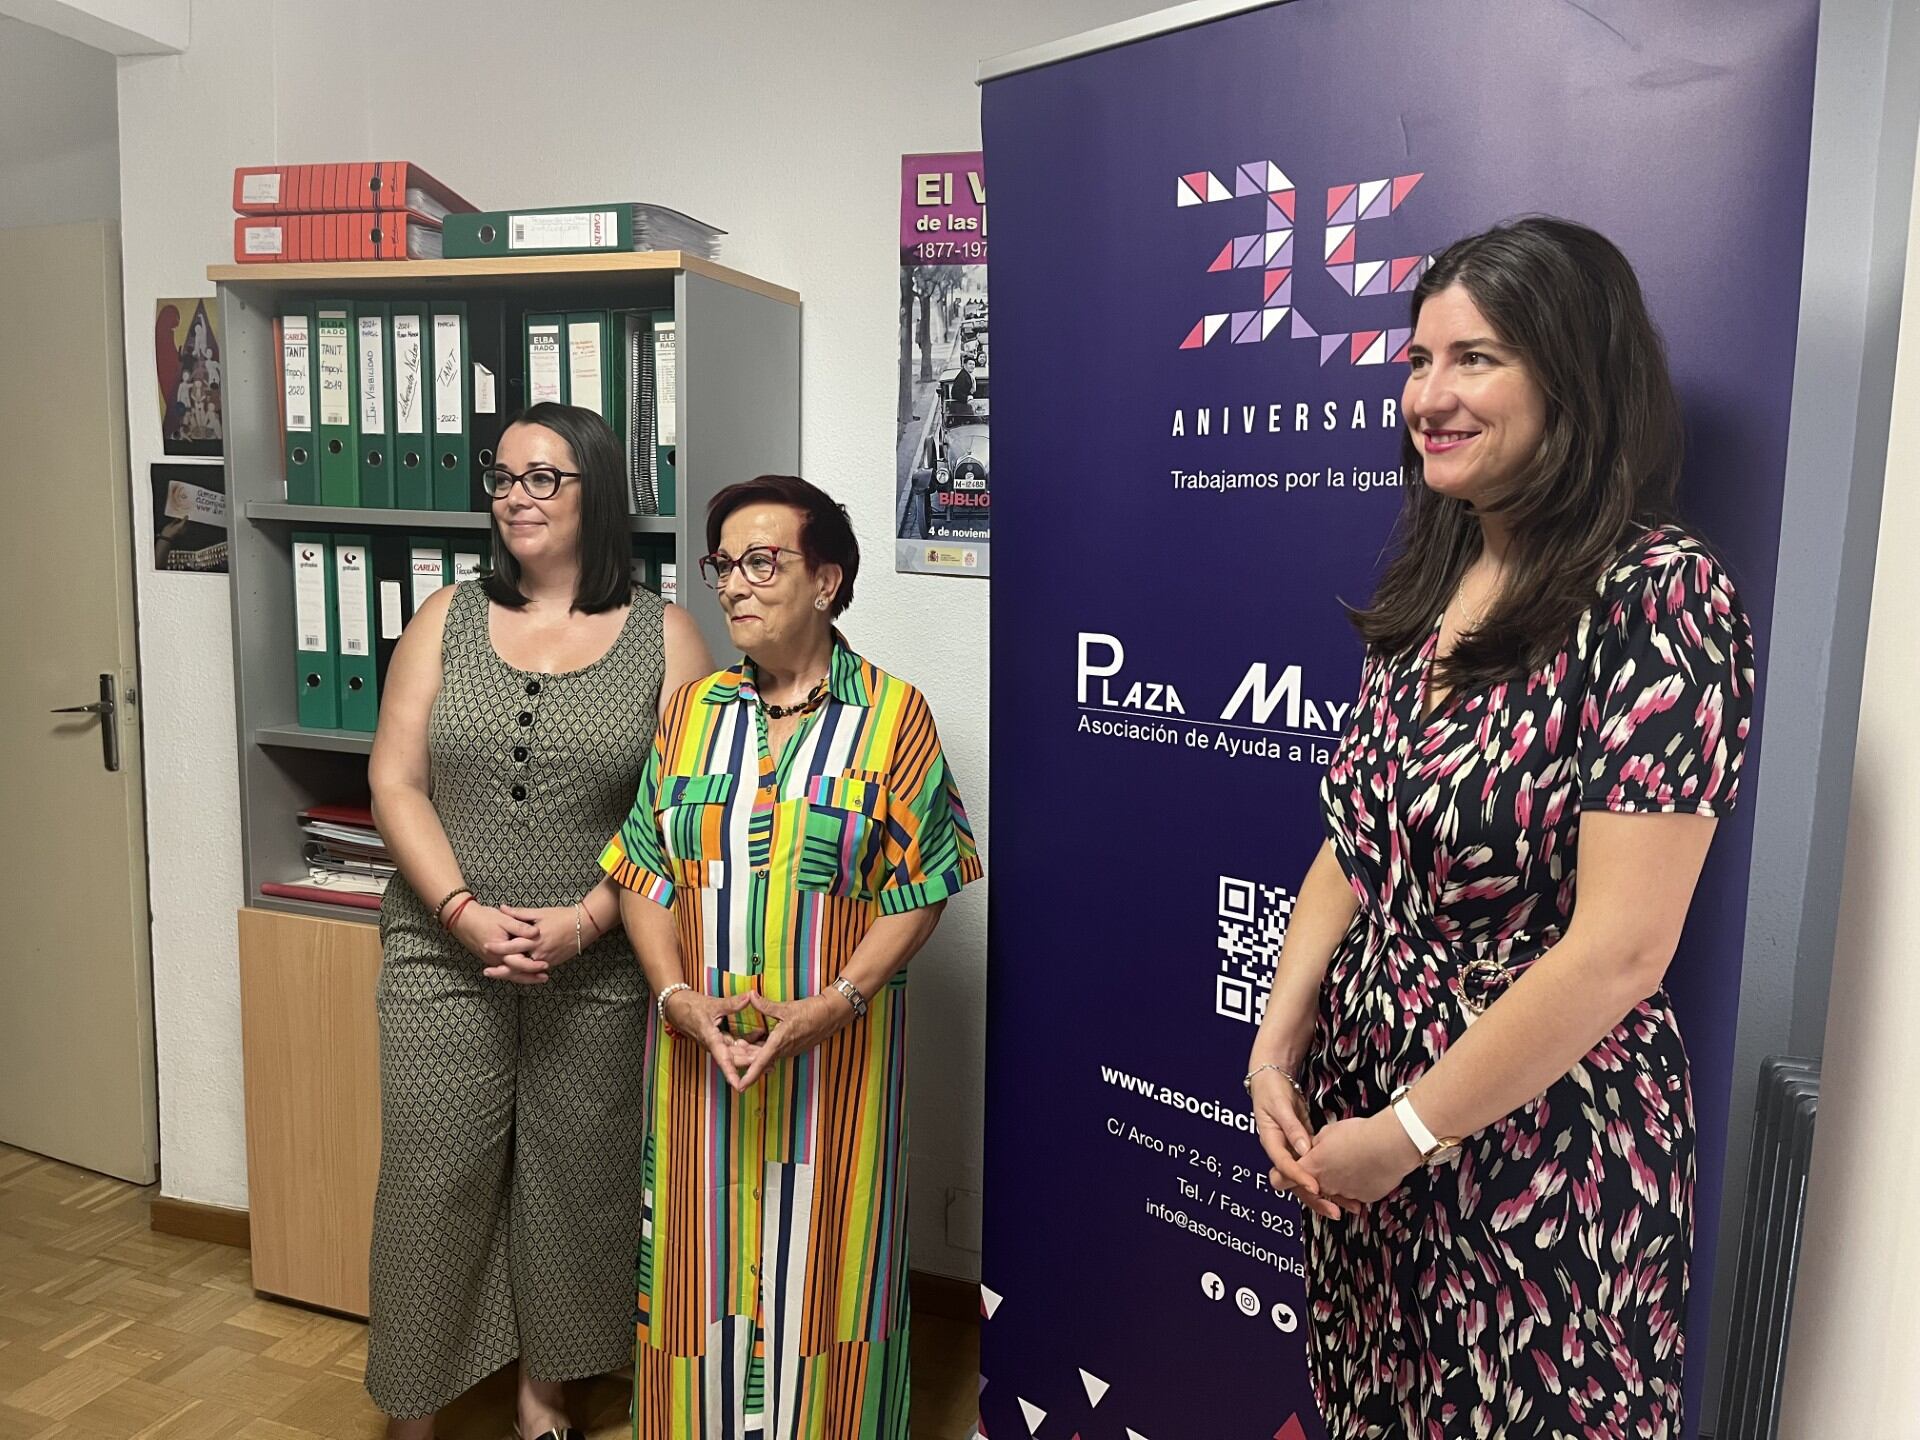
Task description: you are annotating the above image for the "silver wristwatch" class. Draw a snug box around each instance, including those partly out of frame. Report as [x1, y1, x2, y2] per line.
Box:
[832, 976, 869, 1018]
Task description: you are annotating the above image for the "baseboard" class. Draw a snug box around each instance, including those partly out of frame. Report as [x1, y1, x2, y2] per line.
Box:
[149, 1196, 979, 1320]
[149, 1196, 251, 1249]
[912, 1270, 981, 1322]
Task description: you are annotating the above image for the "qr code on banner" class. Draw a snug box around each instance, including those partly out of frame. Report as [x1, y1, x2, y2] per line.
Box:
[1216, 876, 1293, 1024]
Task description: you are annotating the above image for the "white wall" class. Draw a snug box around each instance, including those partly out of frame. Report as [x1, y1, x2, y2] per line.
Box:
[118, 0, 1158, 1280]
[0, 16, 118, 229]
[1777, 113, 1920, 1436]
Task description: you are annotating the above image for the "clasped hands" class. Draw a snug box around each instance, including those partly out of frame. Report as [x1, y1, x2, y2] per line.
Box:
[665, 988, 856, 1092]
[1250, 1071, 1425, 1220]
[446, 901, 585, 983]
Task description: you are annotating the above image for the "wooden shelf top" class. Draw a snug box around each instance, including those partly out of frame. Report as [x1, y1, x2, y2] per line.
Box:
[208, 251, 799, 306]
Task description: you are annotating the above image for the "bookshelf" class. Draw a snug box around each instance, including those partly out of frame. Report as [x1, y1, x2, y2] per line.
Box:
[214, 252, 802, 923]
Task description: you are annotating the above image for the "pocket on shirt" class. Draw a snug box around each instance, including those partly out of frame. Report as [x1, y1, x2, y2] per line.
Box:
[796, 770, 888, 897]
[656, 772, 736, 878]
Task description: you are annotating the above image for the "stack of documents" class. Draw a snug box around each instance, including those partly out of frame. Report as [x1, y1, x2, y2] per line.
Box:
[260, 804, 392, 912]
[301, 804, 393, 890]
[231, 161, 478, 263]
[444, 203, 725, 260]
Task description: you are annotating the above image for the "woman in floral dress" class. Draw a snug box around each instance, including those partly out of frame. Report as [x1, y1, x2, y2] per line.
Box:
[1245, 218, 1755, 1439]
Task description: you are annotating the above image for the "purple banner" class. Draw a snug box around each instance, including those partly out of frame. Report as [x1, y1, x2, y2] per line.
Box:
[980, 2, 1817, 1437]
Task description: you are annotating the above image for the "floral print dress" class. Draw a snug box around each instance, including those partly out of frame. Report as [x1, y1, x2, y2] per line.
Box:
[1303, 527, 1755, 1440]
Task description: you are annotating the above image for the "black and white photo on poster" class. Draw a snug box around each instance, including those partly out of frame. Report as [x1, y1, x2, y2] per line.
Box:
[896, 151, 989, 577]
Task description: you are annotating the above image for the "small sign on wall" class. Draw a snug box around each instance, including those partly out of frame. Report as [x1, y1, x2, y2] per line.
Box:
[151, 463, 227, 573]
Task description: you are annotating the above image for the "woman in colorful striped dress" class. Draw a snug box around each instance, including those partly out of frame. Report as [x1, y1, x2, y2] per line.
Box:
[602, 475, 982, 1439]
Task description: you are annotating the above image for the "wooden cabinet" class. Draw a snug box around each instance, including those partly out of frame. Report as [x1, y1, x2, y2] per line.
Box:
[237, 906, 381, 1316]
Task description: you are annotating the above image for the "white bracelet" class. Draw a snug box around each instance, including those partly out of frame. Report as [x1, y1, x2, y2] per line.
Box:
[655, 982, 694, 1033]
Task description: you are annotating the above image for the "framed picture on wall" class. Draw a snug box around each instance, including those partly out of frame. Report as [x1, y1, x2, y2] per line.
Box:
[155, 297, 224, 457]
[151, 462, 228, 573]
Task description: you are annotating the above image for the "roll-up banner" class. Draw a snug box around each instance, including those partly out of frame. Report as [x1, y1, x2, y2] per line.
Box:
[979, 2, 1816, 1435]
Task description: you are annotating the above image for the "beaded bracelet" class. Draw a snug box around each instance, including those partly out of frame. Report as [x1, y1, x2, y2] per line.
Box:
[655, 982, 695, 1036]
[432, 885, 472, 923]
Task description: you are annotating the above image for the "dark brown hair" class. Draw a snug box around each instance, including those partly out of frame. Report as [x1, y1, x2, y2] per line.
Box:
[706, 475, 860, 616]
[481, 403, 632, 614]
[1352, 217, 1683, 687]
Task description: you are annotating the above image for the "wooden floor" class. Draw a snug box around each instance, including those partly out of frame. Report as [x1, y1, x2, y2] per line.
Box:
[0, 1147, 979, 1439]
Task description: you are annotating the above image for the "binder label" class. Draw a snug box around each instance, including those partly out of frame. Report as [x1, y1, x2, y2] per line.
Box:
[317, 312, 351, 428]
[510, 209, 618, 250]
[453, 551, 484, 583]
[357, 316, 387, 432]
[243, 224, 285, 256]
[242, 172, 282, 205]
[433, 314, 464, 434]
[393, 315, 425, 435]
[659, 561, 678, 606]
[380, 581, 405, 641]
[528, 325, 564, 405]
[410, 548, 445, 609]
[283, 315, 312, 433]
[337, 545, 371, 657]
[474, 362, 497, 416]
[653, 322, 678, 446]
[568, 320, 605, 416]
[294, 542, 329, 652]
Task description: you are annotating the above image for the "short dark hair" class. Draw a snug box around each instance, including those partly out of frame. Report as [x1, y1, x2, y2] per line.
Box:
[482, 402, 632, 614]
[1353, 216, 1685, 685]
[706, 475, 859, 616]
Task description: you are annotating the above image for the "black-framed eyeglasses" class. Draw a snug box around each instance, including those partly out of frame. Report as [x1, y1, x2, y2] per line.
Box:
[481, 465, 581, 500]
[700, 545, 798, 588]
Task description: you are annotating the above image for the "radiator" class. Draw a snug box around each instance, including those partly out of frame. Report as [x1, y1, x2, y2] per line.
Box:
[1714, 1055, 1821, 1440]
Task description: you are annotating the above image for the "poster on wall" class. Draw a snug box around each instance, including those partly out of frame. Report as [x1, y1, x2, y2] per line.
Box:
[154, 297, 224, 457]
[150, 462, 228, 573]
[979, 1, 1816, 1437]
[895, 151, 990, 577]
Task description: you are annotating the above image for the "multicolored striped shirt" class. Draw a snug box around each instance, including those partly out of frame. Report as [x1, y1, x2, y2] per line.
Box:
[600, 637, 981, 1439]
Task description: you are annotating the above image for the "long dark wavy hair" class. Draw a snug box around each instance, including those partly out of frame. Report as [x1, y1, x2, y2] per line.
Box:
[1352, 217, 1684, 688]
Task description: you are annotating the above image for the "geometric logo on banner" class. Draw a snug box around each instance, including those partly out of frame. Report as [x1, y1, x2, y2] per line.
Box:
[1080, 1370, 1110, 1406]
[1179, 161, 1434, 363]
[1020, 1398, 1047, 1434]
[1179, 314, 1229, 349]
[1180, 160, 1301, 347]
[1325, 173, 1428, 298]
[1177, 171, 1234, 206]
[982, 1284, 1005, 1319]
[1276, 1420, 1308, 1440]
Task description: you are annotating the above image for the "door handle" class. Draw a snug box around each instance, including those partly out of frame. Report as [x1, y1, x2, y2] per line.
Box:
[49, 672, 121, 772]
